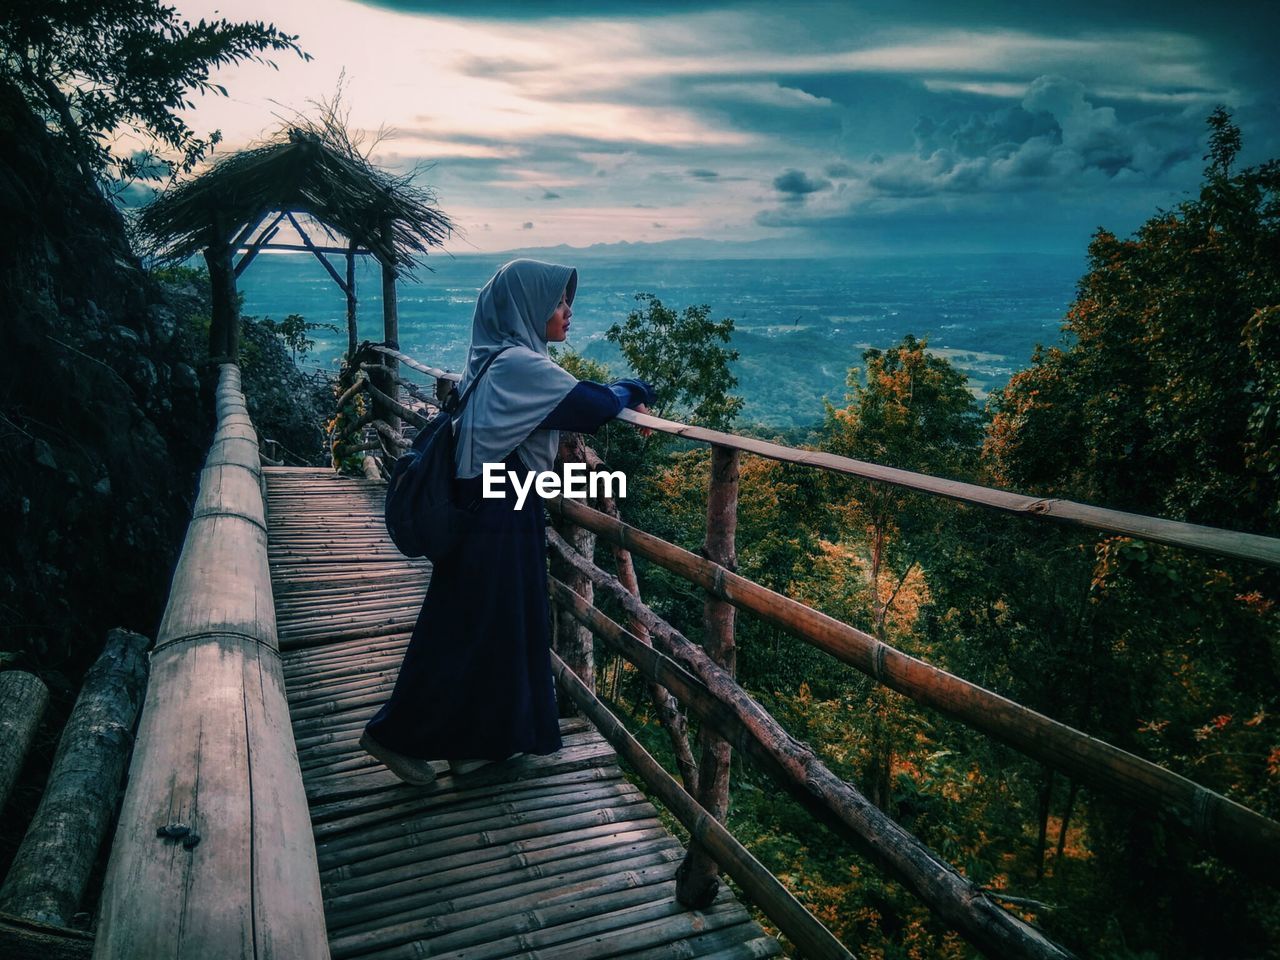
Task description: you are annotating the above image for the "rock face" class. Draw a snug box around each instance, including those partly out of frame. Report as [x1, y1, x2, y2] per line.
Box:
[0, 76, 211, 695]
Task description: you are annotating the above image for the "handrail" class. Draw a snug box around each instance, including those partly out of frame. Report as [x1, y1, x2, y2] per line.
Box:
[94, 364, 330, 959]
[550, 649, 857, 960]
[547, 495, 1280, 878]
[367, 343, 1280, 568]
[547, 572, 1074, 960]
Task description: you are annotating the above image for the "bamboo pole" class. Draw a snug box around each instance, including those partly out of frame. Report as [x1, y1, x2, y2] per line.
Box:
[0, 630, 149, 925]
[547, 496, 1280, 877]
[0, 672, 48, 815]
[610, 408, 1280, 568]
[93, 364, 330, 960]
[378, 221, 402, 466]
[549, 651, 851, 960]
[547, 573, 1075, 960]
[345, 240, 358, 359]
[678, 444, 739, 908]
[365, 380, 428, 429]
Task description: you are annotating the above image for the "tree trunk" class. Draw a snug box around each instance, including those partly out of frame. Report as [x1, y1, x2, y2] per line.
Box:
[0, 672, 48, 815]
[1036, 769, 1055, 881]
[677, 444, 739, 908]
[0, 629, 149, 925]
[1056, 780, 1080, 865]
[0, 912, 92, 960]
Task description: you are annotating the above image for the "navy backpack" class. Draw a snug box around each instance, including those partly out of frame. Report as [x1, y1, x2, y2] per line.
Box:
[384, 347, 509, 561]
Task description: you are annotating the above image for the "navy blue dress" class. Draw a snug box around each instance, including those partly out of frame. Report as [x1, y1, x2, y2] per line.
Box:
[364, 379, 651, 760]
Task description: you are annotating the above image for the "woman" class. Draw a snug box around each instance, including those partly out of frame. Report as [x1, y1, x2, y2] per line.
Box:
[361, 259, 654, 784]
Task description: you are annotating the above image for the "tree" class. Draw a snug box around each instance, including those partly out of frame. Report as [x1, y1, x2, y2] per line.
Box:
[0, 0, 308, 187]
[818, 335, 983, 811]
[605, 293, 743, 430]
[967, 109, 1280, 956]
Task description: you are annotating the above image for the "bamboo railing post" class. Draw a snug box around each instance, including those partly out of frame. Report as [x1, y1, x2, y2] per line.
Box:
[548, 651, 854, 960]
[92, 364, 329, 959]
[547, 495, 1280, 878]
[0, 672, 48, 815]
[545, 573, 1076, 960]
[0, 629, 149, 926]
[677, 443, 740, 908]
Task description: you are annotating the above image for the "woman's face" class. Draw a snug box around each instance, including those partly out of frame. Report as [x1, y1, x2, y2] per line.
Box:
[544, 287, 572, 341]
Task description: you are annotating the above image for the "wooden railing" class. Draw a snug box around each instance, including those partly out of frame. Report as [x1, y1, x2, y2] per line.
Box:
[356, 343, 1280, 960]
[93, 364, 329, 959]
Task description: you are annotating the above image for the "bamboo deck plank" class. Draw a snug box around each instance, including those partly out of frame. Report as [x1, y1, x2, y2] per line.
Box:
[264, 466, 779, 960]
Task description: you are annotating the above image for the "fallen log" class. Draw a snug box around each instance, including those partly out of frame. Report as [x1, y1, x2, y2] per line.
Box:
[0, 672, 48, 814]
[0, 630, 149, 925]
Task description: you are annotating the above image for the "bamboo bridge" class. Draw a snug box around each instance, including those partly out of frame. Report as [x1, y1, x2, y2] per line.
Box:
[6, 355, 1278, 960]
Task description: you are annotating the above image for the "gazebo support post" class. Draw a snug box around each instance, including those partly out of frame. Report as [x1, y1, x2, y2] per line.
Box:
[346, 241, 358, 359]
[203, 218, 240, 362]
[378, 217, 401, 463]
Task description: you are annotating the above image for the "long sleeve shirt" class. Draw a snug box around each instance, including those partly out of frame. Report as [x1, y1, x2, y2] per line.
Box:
[537, 379, 655, 433]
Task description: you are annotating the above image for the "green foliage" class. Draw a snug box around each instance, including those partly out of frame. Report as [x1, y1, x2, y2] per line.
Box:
[605, 293, 743, 429]
[259, 313, 338, 362]
[0, 0, 308, 185]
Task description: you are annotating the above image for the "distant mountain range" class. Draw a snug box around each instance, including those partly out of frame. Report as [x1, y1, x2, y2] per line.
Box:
[480, 236, 818, 261]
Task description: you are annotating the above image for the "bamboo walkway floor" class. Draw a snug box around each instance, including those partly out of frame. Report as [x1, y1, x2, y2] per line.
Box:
[264, 466, 783, 960]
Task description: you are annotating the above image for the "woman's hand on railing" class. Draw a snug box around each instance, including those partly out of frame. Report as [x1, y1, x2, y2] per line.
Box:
[632, 404, 653, 438]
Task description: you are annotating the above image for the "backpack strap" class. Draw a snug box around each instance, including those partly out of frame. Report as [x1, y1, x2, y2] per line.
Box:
[450, 345, 512, 417]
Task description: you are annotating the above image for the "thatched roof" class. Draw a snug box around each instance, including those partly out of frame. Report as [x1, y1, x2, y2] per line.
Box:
[136, 124, 455, 276]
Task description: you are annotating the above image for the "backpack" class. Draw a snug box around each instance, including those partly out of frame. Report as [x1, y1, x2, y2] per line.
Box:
[384, 347, 509, 561]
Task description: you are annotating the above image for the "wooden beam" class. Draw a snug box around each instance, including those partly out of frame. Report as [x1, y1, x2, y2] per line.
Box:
[547, 572, 1074, 960]
[610, 409, 1280, 568]
[233, 211, 287, 278]
[548, 650, 854, 960]
[546, 495, 1280, 877]
[232, 242, 375, 257]
[285, 212, 351, 297]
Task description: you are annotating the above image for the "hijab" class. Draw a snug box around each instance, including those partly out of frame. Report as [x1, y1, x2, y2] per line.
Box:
[452, 259, 580, 478]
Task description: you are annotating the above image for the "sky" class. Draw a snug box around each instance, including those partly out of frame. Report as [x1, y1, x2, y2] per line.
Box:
[165, 0, 1280, 256]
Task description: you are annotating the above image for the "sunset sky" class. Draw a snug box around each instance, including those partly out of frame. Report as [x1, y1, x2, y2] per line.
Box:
[166, 0, 1279, 255]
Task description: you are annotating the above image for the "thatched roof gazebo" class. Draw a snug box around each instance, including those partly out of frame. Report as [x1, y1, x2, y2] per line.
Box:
[137, 122, 455, 373]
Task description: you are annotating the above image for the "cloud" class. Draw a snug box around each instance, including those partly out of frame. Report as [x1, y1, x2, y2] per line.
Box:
[522, 221, 534, 229]
[543, 190, 561, 199]
[773, 168, 831, 203]
[688, 168, 719, 179]
[855, 75, 1200, 199]
[694, 81, 834, 108]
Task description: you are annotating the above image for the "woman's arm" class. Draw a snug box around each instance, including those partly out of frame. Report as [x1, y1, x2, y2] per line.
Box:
[538, 380, 655, 433]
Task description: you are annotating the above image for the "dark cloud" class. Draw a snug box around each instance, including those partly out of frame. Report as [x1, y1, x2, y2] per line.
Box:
[773, 168, 831, 203]
[522, 221, 534, 229]
[543, 190, 561, 199]
[860, 76, 1201, 199]
[824, 162, 854, 178]
[688, 168, 719, 179]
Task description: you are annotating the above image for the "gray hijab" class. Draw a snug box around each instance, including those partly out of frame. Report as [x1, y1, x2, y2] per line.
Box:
[452, 259, 580, 479]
